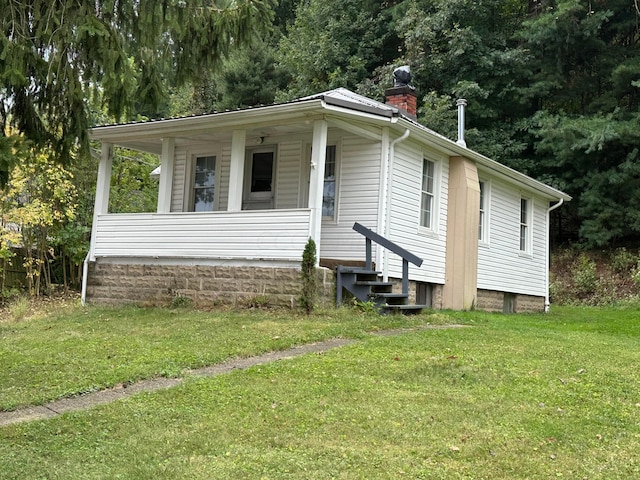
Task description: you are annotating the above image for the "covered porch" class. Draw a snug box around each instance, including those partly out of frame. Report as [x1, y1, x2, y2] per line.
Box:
[89, 115, 334, 267]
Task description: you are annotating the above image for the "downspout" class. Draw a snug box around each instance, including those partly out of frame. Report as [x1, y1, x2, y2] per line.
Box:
[545, 198, 564, 312]
[81, 252, 90, 306]
[376, 128, 391, 271]
[382, 128, 410, 281]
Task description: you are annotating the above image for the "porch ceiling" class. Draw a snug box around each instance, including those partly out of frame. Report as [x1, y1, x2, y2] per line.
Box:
[112, 123, 314, 155]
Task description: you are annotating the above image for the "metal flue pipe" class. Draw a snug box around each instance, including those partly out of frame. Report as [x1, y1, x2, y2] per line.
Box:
[456, 99, 467, 147]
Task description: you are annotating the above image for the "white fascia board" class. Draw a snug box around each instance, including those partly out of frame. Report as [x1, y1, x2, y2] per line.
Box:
[89, 100, 325, 141]
[320, 100, 397, 126]
[393, 118, 572, 202]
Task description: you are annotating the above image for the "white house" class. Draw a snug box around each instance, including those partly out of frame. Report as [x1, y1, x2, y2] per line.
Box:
[83, 81, 570, 312]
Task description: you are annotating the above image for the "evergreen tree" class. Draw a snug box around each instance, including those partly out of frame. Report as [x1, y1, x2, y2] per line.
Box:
[276, 0, 404, 99]
[300, 238, 317, 314]
[0, 0, 276, 184]
[519, 0, 640, 245]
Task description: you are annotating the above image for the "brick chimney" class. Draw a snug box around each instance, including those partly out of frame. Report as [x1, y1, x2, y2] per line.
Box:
[385, 66, 417, 120]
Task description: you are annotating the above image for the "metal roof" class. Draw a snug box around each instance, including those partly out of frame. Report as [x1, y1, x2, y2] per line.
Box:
[91, 88, 570, 202]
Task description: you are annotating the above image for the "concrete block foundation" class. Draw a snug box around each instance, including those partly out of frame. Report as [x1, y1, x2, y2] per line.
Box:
[86, 261, 335, 308]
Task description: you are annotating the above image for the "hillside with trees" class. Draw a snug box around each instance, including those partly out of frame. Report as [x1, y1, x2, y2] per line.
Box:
[1, 0, 639, 300]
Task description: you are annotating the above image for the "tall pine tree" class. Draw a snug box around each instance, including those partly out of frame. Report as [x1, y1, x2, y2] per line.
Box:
[0, 0, 275, 184]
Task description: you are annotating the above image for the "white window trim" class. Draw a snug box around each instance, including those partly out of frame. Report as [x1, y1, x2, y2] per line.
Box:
[418, 156, 440, 235]
[519, 195, 533, 256]
[243, 145, 278, 210]
[301, 139, 341, 222]
[478, 178, 491, 246]
[185, 149, 221, 212]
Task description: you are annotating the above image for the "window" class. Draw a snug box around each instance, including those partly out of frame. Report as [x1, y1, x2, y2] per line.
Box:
[323, 145, 337, 217]
[193, 155, 216, 211]
[243, 148, 276, 210]
[520, 198, 530, 252]
[478, 181, 486, 242]
[250, 151, 274, 193]
[420, 159, 436, 229]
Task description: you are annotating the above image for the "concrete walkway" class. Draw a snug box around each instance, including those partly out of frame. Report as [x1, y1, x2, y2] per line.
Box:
[0, 324, 468, 427]
[0, 338, 354, 427]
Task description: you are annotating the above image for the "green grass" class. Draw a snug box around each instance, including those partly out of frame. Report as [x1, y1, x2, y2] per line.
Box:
[0, 302, 447, 411]
[1, 303, 640, 478]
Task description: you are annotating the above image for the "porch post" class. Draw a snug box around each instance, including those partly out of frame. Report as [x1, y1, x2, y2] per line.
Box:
[308, 119, 328, 265]
[228, 129, 246, 211]
[89, 142, 113, 261]
[94, 142, 113, 216]
[157, 137, 175, 213]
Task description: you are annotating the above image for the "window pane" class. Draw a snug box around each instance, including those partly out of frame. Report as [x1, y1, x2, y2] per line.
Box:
[251, 152, 274, 192]
[426, 160, 435, 192]
[322, 183, 335, 216]
[520, 198, 528, 224]
[194, 187, 215, 212]
[421, 192, 432, 228]
[193, 156, 216, 211]
[323, 145, 337, 217]
[195, 156, 215, 188]
[520, 198, 528, 251]
[421, 159, 435, 228]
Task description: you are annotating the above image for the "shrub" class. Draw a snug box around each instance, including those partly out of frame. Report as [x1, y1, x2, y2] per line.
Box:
[300, 238, 317, 315]
[170, 293, 193, 309]
[610, 247, 638, 274]
[573, 254, 598, 297]
[632, 262, 640, 291]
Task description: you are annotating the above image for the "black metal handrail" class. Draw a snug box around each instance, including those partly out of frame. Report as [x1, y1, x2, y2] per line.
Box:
[352, 222, 423, 295]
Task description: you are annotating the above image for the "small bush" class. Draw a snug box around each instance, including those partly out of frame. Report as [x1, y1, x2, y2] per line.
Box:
[8, 296, 30, 321]
[299, 238, 317, 315]
[170, 293, 193, 309]
[243, 294, 271, 309]
[632, 262, 640, 291]
[573, 254, 598, 297]
[610, 247, 638, 274]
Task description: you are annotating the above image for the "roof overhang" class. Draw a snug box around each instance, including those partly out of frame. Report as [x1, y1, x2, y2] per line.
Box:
[90, 91, 570, 202]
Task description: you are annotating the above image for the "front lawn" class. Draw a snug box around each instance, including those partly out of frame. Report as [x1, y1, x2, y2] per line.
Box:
[1, 303, 639, 478]
[0, 302, 445, 411]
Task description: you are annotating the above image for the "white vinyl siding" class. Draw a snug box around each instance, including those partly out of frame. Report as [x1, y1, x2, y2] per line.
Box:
[477, 178, 548, 296]
[275, 141, 302, 209]
[92, 210, 311, 262]
[217, 146, 231, 211]
[171, 149, 187, 212]
[320, 136, 380, 261]
[387, 142, 448, 284]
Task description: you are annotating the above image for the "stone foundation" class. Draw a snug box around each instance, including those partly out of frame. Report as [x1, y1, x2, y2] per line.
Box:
[476, 289, 545, 313]
[391, 280, 444, 309]
[86, 261, 335, 308]
[86, 261, 544, 313]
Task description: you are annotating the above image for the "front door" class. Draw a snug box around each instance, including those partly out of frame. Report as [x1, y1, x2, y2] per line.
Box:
[244, 148, 275, 210]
